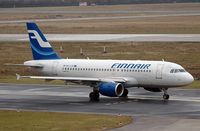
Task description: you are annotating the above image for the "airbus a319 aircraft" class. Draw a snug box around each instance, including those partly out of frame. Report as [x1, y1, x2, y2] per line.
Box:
[14, 22, 194, 101]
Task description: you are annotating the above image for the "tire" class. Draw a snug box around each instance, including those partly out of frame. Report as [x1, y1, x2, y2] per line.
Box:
[163, 94, 169, 100]
[89, 92, 99, 102]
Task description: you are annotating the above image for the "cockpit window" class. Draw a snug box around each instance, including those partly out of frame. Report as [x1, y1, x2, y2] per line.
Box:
[174, 69, 179, 73]
[170, 69, 174, 73]
[179, 69, 186, 72]
[170, 69, 186, 73]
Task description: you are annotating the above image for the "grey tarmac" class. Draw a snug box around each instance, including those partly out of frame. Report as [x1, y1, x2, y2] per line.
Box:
[0, 13, 200, 24]
[1, 34, 200, 42]
[0, 83, 199, 131]
[0, 9, 199, 14]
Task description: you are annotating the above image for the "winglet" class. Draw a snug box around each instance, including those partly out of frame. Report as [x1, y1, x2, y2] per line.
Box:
[16, 73, 21, 80]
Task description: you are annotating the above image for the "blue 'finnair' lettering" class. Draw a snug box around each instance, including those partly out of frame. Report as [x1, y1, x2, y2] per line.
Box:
[111, 63, 151, 69]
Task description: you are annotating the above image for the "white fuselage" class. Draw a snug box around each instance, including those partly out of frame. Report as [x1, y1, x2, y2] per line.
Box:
[24, 59, 194, 88]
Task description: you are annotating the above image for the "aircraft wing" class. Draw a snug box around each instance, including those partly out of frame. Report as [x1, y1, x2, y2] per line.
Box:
[5, 63, 43, 68]
[16, 74, 126, 83]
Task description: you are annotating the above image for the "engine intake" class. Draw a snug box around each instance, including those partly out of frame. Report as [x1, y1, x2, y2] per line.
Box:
[99, 82, 124, 97]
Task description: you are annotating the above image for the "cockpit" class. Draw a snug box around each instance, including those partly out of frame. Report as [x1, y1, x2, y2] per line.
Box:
[170, 69, 186, 73]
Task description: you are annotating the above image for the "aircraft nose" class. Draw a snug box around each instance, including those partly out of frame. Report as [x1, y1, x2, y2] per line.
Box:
[186, 73, 194, 84]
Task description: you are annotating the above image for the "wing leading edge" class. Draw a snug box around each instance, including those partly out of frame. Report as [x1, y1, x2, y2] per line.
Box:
[16, 74, 127, 83]
[5, 63, 43, 68]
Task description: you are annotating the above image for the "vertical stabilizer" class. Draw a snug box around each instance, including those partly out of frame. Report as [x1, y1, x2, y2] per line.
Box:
[26, 22, 60, 60]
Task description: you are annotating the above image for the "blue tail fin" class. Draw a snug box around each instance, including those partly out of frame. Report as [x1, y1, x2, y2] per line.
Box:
[26, 22, 60, 60]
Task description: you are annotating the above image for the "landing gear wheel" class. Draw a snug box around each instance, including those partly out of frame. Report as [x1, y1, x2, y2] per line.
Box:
[89, 92, 100, 102]
[163, 94, 169, 100]
[161, 88, 169, 100]
[120, 89, 128, 97]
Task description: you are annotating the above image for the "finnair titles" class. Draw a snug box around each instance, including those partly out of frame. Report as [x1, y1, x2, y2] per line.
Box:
[12, 22, 194, 101]
[111, 63, 151, 69]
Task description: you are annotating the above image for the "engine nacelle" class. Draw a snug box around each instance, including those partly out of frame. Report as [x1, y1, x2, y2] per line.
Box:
[99, 82, 124, 97]
[144, 87, 162, 92]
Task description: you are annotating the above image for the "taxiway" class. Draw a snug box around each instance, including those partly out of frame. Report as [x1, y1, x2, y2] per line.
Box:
[0, 83, 199, 131]
[1, 34, 200, 42]
[0, 13, 200, 24]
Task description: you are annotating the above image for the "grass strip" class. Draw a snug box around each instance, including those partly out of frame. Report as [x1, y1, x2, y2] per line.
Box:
[0, 110, 132, 131]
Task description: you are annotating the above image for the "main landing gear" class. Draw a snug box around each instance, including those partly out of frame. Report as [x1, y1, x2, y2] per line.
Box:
[89, 87, 129, 101]
[89, 91, 100, 102]
[89, 87, 100, 102]
[162, 88, 169, 100]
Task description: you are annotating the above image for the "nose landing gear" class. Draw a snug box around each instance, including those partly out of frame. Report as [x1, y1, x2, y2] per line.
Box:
[163, 94, 169, 100]
[162, 88, 169, 100]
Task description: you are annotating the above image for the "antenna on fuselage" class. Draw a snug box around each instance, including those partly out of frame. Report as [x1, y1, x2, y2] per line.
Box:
[60, 46, 64, 53]
[103, 46, 107, 53]
[80, 48, 83, 55]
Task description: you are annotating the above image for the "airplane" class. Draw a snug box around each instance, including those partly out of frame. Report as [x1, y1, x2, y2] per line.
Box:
[13, 22, 194, 101]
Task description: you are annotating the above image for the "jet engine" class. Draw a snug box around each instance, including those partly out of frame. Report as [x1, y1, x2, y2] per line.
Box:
[99, 82, 124, 97]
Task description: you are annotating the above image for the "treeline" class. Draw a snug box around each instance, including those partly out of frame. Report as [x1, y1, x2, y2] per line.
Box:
[0, 0, 200, 8]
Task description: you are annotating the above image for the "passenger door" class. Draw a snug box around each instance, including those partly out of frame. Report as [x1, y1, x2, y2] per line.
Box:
[156, 63, 164, 79]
